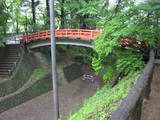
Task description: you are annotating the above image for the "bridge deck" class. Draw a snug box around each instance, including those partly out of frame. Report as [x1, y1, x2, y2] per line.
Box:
[141, 65, 160, 120]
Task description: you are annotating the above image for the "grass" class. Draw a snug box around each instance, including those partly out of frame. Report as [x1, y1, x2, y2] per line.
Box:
[32, 67, 50, 80]
[69, 72, 140, 120]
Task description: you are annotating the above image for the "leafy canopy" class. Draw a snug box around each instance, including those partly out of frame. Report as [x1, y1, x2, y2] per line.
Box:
[92, 0, 160, 83]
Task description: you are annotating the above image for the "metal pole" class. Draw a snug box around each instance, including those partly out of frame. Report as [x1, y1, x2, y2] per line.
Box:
[49, 0, 59, 120]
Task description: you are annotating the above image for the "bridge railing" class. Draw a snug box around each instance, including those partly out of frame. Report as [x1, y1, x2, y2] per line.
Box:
[22, 29, 101, 43]
[110, 49, 155, 120]
[22, 29, 149, 50]
[55, 29, 101, 40]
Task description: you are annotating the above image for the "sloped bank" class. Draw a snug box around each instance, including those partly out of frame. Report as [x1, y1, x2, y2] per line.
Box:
[69, 50, 155, 120]
[0, 51, 52, 113]
[69, 72, 140, 120]
[0, 52, 34, 97]
[0, 51, 84, 113]
[0, 68, 51, 113]
[110, 50, 155, 120]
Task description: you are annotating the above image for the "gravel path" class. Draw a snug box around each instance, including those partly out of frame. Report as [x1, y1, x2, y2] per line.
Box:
[141, 65, 160, 120]
[0, 76, 101, 120]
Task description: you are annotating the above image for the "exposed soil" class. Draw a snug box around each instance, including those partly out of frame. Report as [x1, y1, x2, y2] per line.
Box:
[82, 64, 104, 87]
[141, 65, 160, 120]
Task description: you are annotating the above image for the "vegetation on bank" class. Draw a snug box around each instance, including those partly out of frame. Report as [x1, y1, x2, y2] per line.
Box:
[69, 72, 140, 120]
[32, 67, 50, 80]
[0, 69, 52, 113]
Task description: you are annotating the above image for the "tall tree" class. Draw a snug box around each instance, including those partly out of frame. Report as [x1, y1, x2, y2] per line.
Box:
[60, 0, 65, 28]
[46, 0, 50, 25]
[0, 1, 9, 36]
[31, 0, 36, 24]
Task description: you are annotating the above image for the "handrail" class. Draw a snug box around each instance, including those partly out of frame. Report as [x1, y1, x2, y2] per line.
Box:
[110, 49, 155, 120]
[9, 44, 24, 77]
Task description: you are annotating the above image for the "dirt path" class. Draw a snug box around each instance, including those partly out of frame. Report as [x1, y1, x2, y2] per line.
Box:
[141, 65, 160, 120]
[0, 76, 101, 120]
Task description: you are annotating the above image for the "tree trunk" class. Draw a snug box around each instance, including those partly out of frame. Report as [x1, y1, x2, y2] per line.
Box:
[46, 0, 50, 25]
[80, 15, 88, 29]
[115, 0, 121, 14]
[60, 0, 65, 29]
[79, 0, 90, 29]
[3, 26, 6, 35]
[3, 20, 7, 35]
[16, 18, 19, 34]
[31, 0, 36, 31]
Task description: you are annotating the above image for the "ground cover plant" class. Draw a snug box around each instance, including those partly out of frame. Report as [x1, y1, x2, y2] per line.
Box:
[69, 72, 140, 120]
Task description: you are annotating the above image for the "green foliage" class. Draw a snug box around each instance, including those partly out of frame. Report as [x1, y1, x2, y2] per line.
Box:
[57, 45, 94, 64]
[92, 57, 105, 75]
[0, 1, 9, 45]
[55, 0, 105, 28]
[103, 68, 115, 84]
[116, 50, 145, 75]
[77, 1, 100, 15]
[69, 72, 140, 120]
[32, 68, 49, 80]
[92, 0, 160, 83]
[69, 47, 94, 63]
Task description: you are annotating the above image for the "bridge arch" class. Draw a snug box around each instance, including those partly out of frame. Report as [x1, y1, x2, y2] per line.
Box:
[26, 38, 93, 49]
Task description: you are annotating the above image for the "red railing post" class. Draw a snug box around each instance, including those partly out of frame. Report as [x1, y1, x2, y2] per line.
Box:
[91, 30, 93, 39]
[66, 29, 67, 37]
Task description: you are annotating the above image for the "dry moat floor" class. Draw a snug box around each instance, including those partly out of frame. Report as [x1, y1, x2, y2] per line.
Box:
[0, 75, 102, 120]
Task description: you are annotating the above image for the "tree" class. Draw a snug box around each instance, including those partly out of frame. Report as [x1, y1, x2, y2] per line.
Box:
[0, 1, 9, 35]
[0, 1, 9, 46]
[55, 0, 103, 29]
[46, 0, 50, 25]
[92, 0, 160, 83]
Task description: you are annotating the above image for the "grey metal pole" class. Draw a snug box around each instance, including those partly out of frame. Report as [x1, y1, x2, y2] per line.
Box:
[49, 0, 59, 120]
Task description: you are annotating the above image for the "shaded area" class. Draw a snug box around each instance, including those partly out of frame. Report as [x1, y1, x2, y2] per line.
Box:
[63, 63, 84, 82]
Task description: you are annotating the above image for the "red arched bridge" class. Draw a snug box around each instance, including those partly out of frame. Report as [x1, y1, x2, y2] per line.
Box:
[22, 29, 147, 49]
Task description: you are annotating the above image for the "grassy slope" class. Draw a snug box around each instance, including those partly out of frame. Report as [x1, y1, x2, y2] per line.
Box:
[69, 72, 140, 120]
[0, 67, 51, 113]
[32, 67, 50, 79]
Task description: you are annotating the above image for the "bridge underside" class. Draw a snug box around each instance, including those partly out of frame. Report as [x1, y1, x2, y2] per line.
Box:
[26, 38, 93, 49]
